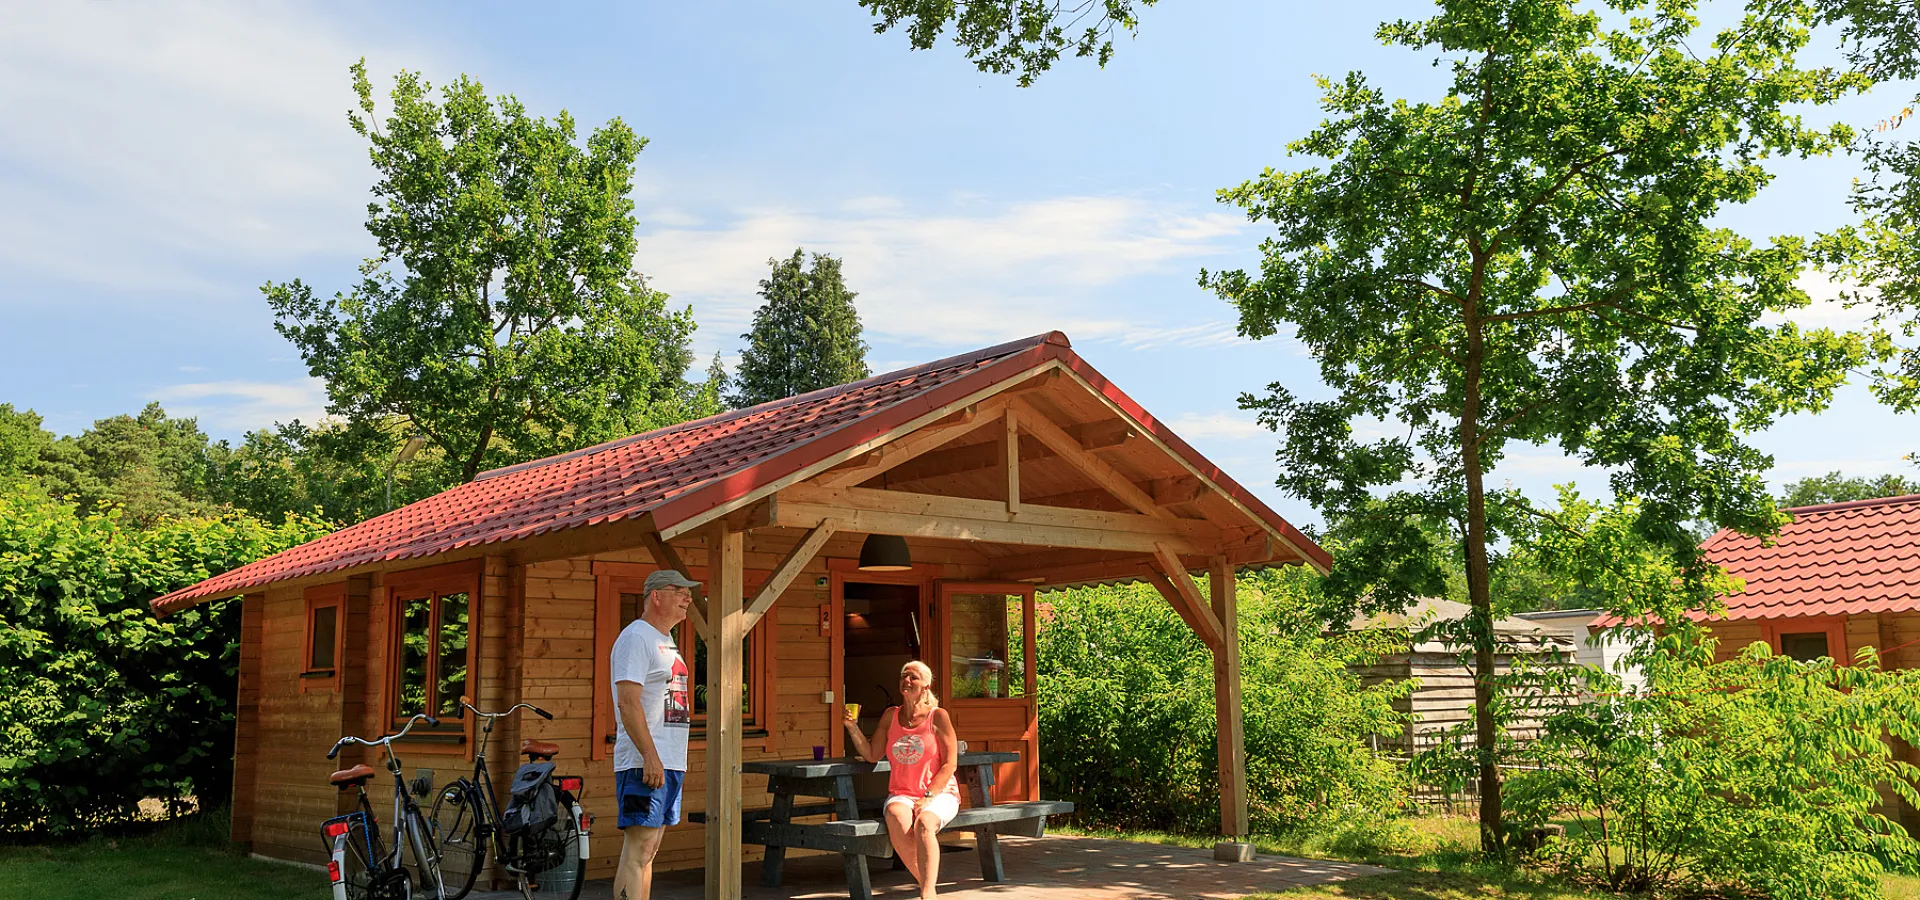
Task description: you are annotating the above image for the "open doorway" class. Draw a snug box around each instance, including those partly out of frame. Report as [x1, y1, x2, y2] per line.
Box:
[841, 580, 924, 738]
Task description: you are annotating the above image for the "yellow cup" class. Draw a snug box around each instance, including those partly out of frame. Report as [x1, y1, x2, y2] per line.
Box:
[844, 702, 862, 722]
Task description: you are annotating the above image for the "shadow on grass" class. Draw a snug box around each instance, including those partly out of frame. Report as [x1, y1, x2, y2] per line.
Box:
[0, 809, 328, 900]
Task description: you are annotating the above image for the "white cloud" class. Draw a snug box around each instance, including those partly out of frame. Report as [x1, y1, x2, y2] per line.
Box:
[0, 4, 434, 296]
[1764, 270, 1880, 331]
[636, 195, 1248, 353]
[153, 378, 329, 431]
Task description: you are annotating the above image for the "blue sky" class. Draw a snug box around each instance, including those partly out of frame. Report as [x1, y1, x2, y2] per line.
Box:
[1, 1, 1913, 531]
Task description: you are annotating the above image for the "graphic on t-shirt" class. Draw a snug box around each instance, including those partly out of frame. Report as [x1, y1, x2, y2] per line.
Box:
[663, 645, 690, 726]
[890, 733, 926, 766]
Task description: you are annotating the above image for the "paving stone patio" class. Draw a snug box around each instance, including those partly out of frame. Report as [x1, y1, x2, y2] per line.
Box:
[484, 834, 1393, 899]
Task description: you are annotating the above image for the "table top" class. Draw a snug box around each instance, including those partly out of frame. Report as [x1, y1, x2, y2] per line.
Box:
[744, 750, 1019, 779]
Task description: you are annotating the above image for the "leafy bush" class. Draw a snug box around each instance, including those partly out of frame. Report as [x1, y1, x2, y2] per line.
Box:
[0, 483, 327, 834]
[1035, 567, 1409, 833]
[1505, 641, 1920, 900]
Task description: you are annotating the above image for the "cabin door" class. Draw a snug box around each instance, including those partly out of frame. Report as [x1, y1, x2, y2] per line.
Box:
[933, 581, 1039, 802]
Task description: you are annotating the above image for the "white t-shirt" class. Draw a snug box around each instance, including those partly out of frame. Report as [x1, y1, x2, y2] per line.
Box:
[611, 619, 690, 773]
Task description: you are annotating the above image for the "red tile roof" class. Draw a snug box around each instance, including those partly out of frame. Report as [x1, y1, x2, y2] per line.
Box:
[152, 332, 1328, 615]
[1700, 494, 1920, 621]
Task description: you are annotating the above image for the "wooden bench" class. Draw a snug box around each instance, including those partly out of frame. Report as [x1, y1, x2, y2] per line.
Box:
[692, 752, 1074, 900]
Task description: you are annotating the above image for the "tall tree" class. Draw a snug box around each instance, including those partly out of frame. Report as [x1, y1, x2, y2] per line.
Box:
[1201, 0, 1872, 851]
[729, 249, 871, 407]
[265, 62, 703, 484]
[1, 403, 230, 526]
[1778, 470, 1920, 508]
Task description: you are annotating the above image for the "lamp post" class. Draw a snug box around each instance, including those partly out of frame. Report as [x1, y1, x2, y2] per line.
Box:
[385, 434, 428, 511]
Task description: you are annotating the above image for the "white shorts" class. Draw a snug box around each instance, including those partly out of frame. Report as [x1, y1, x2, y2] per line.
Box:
[884, 791, 960, 828]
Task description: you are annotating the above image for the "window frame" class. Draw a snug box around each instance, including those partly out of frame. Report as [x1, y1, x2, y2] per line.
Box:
[592, 561, 778, 761]
[301, 583, 347, 693]
[1760, 615, 1849, 666]
[381, 559, 483, 748]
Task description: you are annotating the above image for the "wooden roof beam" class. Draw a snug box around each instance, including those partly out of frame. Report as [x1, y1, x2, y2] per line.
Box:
[857, 418, 1134, 489]
[1007, 397, 1172, 521]
[817, 398, 1006, 489]
[774, 484, 1212, 556]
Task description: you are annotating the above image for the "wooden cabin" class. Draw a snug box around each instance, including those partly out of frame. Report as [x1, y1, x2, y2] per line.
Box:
[1681, 494, 1920, 829]
[151, 332, 1329, 897]
[1348, 598, 1579, 758]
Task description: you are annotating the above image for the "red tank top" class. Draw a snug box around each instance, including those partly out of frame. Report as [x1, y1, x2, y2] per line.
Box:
[885, 706, 959, 798]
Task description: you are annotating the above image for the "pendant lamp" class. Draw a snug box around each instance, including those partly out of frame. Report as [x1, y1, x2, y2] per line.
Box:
[857, 533, 913, 571]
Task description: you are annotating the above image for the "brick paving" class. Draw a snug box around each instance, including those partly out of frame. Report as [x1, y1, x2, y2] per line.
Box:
[484, 835, 1393, 899]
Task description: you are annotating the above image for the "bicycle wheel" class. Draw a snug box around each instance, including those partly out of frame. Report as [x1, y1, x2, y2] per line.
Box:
[403, 805, 447, 900]
[515, 808, 585, 900]
[339, 816, 379, 900]
[429, 781, 487, 900]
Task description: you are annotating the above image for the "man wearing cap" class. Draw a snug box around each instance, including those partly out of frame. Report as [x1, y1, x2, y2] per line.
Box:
[611, 568, 699, 900]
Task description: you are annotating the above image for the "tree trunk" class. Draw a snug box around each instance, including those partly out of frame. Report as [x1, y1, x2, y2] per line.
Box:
[463, 419, 495, 483]
[1461, 284, 1504, 855]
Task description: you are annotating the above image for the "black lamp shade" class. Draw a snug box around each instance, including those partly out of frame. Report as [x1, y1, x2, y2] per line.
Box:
[857, 534, 913, 572]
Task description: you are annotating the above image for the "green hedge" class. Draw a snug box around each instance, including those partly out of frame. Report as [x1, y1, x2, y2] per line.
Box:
[1034, 568, 1408, 833]
[0, 482, 326, 834]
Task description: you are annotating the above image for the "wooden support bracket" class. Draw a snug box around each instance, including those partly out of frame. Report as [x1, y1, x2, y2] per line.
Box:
[744, 518, 837, 629]
[1152, 543, 1224, 649]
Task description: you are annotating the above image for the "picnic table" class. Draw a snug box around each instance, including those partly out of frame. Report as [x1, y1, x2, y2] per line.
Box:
[698, 750, 1073, 900]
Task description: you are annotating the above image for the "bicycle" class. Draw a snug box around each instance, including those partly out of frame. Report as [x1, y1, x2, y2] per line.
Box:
[320, 713, 448, 900]
[428, 697, 590, 900]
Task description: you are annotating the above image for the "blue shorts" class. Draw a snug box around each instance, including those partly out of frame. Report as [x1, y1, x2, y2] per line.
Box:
[615, 768, 684, 829]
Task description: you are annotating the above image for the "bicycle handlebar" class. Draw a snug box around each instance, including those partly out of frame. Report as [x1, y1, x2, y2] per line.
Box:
[459, 699, 553, 721]
[326, 713, 441, 759]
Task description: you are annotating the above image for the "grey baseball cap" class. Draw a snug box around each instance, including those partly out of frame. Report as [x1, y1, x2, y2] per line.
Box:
[643, 569, 701, 593]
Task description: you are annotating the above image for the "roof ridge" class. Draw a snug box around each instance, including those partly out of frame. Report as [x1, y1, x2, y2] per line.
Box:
[475, 331, 1068, 483]
[1782, 493, 1920, 516]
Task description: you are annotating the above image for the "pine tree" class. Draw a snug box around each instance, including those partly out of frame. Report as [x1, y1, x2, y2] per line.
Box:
[729, 249, 871, 407]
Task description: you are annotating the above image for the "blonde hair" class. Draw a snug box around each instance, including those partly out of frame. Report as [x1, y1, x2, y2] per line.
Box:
[901, 660, 938, 715]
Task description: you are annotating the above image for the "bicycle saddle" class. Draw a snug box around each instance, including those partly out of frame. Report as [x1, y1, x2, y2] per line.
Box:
[329, 764, 377, 788]
[520, 739, 560, 760]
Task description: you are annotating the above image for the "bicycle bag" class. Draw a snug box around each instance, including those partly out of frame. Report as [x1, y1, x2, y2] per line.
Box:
[501, 761, 558, 836]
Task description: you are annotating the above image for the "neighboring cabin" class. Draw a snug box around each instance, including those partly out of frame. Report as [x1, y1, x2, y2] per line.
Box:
[1689, 494, 1920, 667]
[1348, 598, 1579, 756]
[1514, 608, 1647, 697]
[1683, 493, 1920, 829]
[148, 332, 1327, 895]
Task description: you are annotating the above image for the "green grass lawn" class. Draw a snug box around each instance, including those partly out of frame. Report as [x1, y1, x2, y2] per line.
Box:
[0, 815, 327, 900]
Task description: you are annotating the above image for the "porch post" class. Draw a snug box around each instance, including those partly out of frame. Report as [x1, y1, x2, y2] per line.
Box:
[705, 523, 747, 900]
[1210, 558, 1249, 841]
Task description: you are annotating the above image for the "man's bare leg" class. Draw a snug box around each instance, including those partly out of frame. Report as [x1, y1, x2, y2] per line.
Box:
[614, 825, 666, 900]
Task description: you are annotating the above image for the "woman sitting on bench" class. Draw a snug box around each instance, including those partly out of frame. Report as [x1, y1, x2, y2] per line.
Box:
[844, 660, 961, 900]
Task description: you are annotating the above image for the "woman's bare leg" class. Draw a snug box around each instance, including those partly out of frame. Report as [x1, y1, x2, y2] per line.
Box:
[885, 802, 924, 883]
[914, 810, 943, 898]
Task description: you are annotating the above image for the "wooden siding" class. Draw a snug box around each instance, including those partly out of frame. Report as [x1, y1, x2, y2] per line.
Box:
[1356, 649, 1577, 755]
[1705, 611, 1920, 830]
[247, 582, 347, 864]
[233, 528, 1007, 875]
